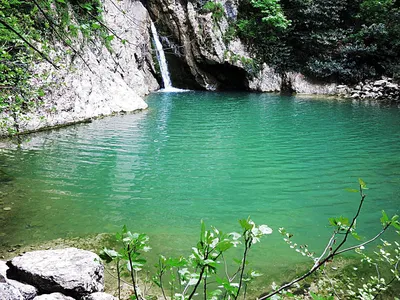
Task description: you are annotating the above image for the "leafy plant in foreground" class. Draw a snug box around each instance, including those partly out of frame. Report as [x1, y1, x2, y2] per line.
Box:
[101, 218, 272, 299]
[100, 179, 399, 299]
[259, 179, 400, 299]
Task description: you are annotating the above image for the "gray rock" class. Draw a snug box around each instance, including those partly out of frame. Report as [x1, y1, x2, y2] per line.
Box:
[386, 83, 398, 89]
[372, 87, 380, 92]
[363, 92, 375, 99]
[8, 279, 37, 300]
[0, 282, 24, 300]
[7, 248, 104, 299]
[0, 0, 158, 138]
[33, 293, 74, 300]
[0, 260, 8, 277]
[82, 292, 117, 300]
[373, 79, 387, 87]
[1, 260, 38, 299]
[0, 274, 6, 283]
[362, 84, 372, 91]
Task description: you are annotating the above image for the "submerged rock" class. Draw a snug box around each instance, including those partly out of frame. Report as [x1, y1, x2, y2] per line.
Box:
[7, 248, 104, 299]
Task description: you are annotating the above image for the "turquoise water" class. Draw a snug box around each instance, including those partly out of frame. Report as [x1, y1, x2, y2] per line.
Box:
[0, 92, 399, 282]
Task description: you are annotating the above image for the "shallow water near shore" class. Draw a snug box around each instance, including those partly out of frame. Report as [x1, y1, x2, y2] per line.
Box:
[0, 92, 399, 289]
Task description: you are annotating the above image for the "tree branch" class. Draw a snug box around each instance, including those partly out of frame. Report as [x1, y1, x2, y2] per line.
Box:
[31, 0, 94, 73]
[0, 18, 59, 69]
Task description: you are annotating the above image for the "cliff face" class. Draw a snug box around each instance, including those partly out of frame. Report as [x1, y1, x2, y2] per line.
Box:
[0, 0, 346, 137]
[146, 0, 341, 94]
[1, 0, 159, 137]
[147, 0, 252, 90]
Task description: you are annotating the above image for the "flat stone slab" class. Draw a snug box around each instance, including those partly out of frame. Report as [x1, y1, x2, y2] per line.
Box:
[7, 248, 104, 299]
[33, 293, 74, 300]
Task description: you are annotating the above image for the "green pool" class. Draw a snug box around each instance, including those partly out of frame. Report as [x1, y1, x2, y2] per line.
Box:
[0, 92, 399, 287]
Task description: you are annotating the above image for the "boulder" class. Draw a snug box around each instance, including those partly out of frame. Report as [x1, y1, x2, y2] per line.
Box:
[362, 84, 372, 91]
[373, 79, 387, 87]
[0, 260, 8, 277]
[0, 282, 24, 300]
[1, 260, 38, 299]
[82, 292, 117, 300]
[33, 293, 74, 300]
[7, 279, 37, 300]
[7, 248, 104, 299]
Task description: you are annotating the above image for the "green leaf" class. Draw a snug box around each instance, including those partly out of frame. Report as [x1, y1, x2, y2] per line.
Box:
[166, 257, 187, 268]
[358, 178, 368, 189]
[345, 188, 359, 193]
[37, 89, 45, 97]
[216, 240, 233, 252]
[81, 3, 93, 11]
[105, 35, 114, 42]
[200, 219, 206, 243]
[91, 22, 101, 30]
[239, 218, 253, 231]
[392, 220, 400, 230]
[99, 248, 120, 263]
[351, 231, 362, 241]
[310, 292, 334, 300]
[381, 210, 389, 225]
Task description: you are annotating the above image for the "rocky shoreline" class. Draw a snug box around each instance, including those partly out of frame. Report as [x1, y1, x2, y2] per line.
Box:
[1, 248, 115, 300]
[335, 77, 400, 102]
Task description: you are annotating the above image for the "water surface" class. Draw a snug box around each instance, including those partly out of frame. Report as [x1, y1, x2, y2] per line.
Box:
[0, 92, 399, 284]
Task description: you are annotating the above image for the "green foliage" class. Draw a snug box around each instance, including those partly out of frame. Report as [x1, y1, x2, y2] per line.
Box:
[100, 183, 400, 299]
[100, 218, 272, 299]
[235, 0, 400, 82]
[202, 1, 225, 23]
[249, 0, 291, 29]
[235, 0, 291, 73]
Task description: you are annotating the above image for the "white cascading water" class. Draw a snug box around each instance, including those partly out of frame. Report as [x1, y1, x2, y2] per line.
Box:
[150, 21, 174, 91]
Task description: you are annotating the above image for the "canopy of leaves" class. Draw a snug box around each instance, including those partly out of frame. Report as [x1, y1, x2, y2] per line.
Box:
[235, 0, 400, 83]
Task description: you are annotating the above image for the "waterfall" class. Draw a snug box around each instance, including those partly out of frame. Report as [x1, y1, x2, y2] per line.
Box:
[150, 22, 174, 91]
